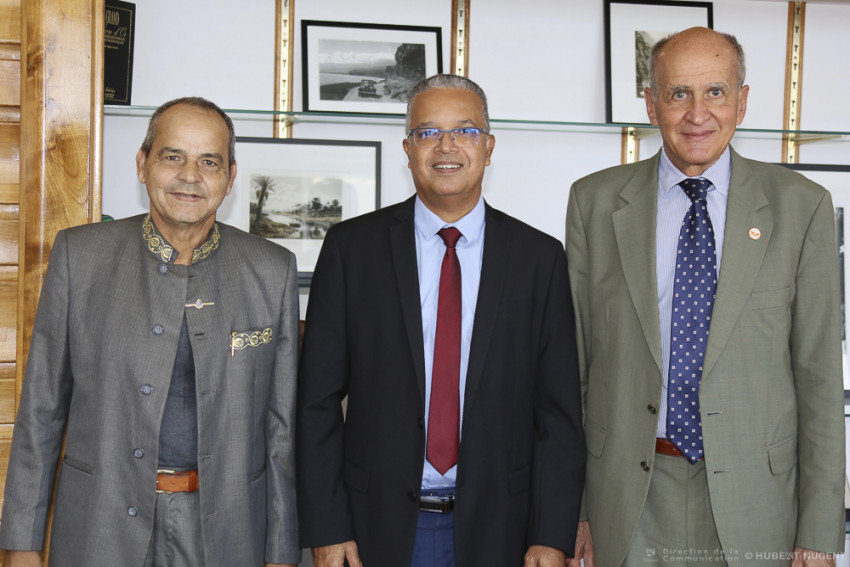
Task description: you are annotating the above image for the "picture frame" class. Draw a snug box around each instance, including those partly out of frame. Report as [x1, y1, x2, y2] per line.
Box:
[781, 163, 850, 392]
[219, 137, 381, 285]
[604, 0, 713, 124]
[301, 20, 442, 115]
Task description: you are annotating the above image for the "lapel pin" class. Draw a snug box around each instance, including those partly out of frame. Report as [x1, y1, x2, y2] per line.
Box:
[748, 228, 761, 240]
[185, 298, 215, 310]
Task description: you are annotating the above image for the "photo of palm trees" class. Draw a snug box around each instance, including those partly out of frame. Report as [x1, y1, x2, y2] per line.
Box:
[249, 174, 343, 240]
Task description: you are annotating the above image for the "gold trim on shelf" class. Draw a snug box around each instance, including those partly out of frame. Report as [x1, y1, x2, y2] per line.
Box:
[621, 127, 640, 164]
[274, 0, 295, 138]
[782, 1, 805, 164]
[451, 0, 470, 76]
[796, 134, 842, 145]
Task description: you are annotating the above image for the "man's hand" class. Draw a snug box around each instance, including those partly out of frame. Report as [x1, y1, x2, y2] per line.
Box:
[568, 521, 594, 567]
[524, 545, 565, 566]
[2, 551, 42, 567]
[312, 540, 362, 567]
[791, 547, 835, 567]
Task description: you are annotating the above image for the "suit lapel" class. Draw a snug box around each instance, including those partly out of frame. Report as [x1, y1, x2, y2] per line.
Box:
[612, 156, 664, 373]
[703, 150, 772, 378]
[464, 204, 509, 411]
[390, 197, 428, 406]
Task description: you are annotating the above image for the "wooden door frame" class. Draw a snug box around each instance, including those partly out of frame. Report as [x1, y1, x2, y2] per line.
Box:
[17, 0, 103, 403]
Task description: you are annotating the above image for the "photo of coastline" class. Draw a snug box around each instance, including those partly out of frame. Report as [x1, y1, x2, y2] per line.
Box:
[249, 174, 343, 240]
[317, 38, 426, 104]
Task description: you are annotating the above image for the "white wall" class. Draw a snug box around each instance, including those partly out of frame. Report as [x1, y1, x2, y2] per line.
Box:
[103, 0, 850, 234]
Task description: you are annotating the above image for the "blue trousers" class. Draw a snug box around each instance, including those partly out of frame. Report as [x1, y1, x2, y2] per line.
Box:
[410, 487, 457, 567]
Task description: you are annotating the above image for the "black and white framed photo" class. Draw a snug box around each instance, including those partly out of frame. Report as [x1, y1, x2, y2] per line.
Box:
[604, 0, 713, 124]
[219, 137, 381, 285]
[782, 163, 850, 391]
[301, 20, 442, 115]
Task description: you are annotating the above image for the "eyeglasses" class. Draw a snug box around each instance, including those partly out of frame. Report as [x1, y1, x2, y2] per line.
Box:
[407, 127, 489, 148]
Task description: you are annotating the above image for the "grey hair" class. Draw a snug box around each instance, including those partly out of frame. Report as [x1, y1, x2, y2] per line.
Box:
[648, 30, 746, 97]
[140, 96, 236, 167]
[406, 74, 490, 131]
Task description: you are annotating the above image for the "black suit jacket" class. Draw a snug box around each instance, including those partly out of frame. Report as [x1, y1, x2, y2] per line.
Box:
[297, 196, 585, 566]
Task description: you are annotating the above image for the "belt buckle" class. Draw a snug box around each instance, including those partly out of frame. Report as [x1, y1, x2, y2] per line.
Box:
[419, 494, 455, 514]
[156, 469, 177, 494]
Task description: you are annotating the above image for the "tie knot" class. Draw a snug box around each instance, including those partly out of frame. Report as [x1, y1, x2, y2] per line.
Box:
[679, 178, 711, 203]
[438, 227, 462, 248]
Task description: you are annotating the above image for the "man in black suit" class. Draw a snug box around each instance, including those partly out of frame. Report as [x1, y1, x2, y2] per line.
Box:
[296, 74, 585, 567]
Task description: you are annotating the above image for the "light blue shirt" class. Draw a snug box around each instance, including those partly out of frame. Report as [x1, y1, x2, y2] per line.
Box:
[415, 195, 485, 489]
[655, 147, 730, 438]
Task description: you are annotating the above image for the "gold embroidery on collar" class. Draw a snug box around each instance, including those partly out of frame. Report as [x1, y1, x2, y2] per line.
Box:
[230, 328, 273, 355]
[192, 223, 220, 263]
[142, 214, 221, 264]
[142, 215, 174, 263]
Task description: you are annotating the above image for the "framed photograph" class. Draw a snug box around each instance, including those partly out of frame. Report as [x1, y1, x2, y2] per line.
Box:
[782, 164, 850, 391]
[604, 0, 713, 124]
[301, 20, 442, 115]
[219, 137, 381, 285]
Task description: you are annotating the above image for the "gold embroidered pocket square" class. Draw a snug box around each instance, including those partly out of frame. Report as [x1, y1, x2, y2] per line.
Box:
[230, 327, 273, 356]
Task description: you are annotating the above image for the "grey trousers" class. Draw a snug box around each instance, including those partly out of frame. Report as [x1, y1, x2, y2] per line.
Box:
[143, 491, 206, 567]
[623, 453, 725, 567]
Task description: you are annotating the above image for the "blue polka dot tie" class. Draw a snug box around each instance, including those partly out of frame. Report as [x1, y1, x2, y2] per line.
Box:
[667, 178, 716, 463]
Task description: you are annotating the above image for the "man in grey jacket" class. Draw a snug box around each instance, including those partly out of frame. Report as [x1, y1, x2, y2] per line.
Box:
[0, 97, 300, 567]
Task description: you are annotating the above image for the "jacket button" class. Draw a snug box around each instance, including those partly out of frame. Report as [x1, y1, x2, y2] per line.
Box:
[408, 491, 418, 502]
[641, 461, 650, 472]
[127, 506, 138, 517]
[153, 324, 164, 335]
[647, 404, 657, 414]
[140, 384, 154, 395]
[417, 417, 425, 428]
[133, 448, 144, 459]
[158, 264, 168, 275]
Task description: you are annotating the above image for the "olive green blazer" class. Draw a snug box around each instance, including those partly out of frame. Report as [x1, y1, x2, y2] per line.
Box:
[566, 148, 845, 566]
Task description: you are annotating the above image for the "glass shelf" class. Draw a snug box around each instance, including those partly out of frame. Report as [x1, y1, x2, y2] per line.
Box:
[103, 105, 850, 140]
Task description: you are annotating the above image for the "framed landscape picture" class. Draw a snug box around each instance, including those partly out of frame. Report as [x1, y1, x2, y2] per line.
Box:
[301, 20, 442, 115]
[219, 137, 381, 285]
[604, 0, 713, 124]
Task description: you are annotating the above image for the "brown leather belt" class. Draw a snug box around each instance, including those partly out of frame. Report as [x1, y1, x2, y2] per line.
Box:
[655, 438, 704, 460]
[156, 470, 199, 494]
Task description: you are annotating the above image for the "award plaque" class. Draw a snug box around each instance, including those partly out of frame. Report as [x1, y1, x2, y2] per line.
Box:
[104, 0, 135, 105]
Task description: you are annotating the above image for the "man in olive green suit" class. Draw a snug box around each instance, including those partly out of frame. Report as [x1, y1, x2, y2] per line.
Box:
[567, 28, 845, 566]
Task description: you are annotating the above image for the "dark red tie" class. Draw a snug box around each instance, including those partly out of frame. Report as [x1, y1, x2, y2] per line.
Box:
[427, 227, 462, 475]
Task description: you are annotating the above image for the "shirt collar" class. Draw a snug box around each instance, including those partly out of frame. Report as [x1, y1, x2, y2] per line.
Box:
[141, 214, 221, 264]
[658, 146, 732, 199]
[414, 195, 486, 246]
